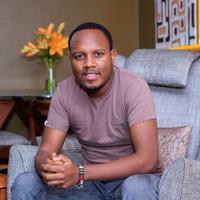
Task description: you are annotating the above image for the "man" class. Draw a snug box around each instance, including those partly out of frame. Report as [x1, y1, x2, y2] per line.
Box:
[12, 22, 160, 200]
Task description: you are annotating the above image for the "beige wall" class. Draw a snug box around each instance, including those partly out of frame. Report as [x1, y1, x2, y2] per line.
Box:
[139, 0, 155, 48]
[0, 0, 154, 135]
[0, 0, 139, 92]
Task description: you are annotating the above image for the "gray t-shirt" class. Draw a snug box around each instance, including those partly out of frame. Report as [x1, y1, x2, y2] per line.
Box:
[46, 66, 156, 164]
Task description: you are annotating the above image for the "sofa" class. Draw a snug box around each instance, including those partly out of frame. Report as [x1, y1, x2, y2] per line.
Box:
[7, 49, 200, 199]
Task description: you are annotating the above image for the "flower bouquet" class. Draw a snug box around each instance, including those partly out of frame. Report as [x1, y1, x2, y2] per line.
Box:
[21, 22, 68, 94]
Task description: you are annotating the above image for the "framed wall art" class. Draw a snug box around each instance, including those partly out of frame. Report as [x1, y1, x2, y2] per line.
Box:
[155, 0, 200, 51]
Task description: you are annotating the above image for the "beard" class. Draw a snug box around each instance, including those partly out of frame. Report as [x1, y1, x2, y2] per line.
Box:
[79, 84, 104, 95]
[76, 70, 114, 96]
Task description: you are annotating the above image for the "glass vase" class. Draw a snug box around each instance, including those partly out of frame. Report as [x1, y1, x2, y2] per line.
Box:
[44, 57, 56, 95]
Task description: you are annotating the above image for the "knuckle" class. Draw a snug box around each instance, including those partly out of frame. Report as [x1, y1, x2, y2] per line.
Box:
[58, 173, 65, 179]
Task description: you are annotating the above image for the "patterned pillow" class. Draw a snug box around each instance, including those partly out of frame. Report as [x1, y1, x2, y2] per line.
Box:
[158, 125, 192, 173]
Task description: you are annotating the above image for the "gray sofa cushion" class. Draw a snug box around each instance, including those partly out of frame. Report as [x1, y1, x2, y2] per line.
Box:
[159, 158, 200, 200]
[125, 49, 200, 88]
[159, 158, 185, 200]
[114, 54, 127, 68]
[0, 131, 30, 145]
[182, 159, 200, 199]
[7, 144, 83, 200]
[36, 134, 82, 152]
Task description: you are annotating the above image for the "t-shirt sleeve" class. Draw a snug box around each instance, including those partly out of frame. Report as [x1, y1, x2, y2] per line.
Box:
[126, 78, 156, 126]
[45, 84, 69, 132]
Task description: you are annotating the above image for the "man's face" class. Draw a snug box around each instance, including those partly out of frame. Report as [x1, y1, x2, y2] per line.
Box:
[69, 29, 116, 96]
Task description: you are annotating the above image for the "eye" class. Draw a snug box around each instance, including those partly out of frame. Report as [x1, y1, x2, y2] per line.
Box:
[95, 51, 104, 58]
[73, 53, 84, 60]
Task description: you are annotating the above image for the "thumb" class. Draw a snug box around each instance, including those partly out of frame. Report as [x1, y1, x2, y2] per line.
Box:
[57, 154, 72, 164]
[51, 152, 57, 159]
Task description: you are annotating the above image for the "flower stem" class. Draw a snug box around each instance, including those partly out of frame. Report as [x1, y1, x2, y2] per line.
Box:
[44, 57, 56, 95]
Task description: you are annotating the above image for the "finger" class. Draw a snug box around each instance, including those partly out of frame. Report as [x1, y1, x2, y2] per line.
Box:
[44, 156, 60, 166]
[42, 163, 65, 173]
[45, 158, 55, 165]
[44, 156, 65, 168]
[46, 153, 57, 162]
[42, 172, 76, 189]
[61, 180, 75, 189]
[43, 174, 65, 187]
[50, 152, 63, 162]
[51, 152, 57, 159]
[46, 159, 64, 166]
[50, 152, 62, 162]
[46, 180, 65, 187]
[56, 154, 72, 164]
[43, 172, 65, 182]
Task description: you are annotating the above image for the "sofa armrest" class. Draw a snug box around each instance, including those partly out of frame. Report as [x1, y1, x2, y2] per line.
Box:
[7, 144, 83, 200]
[159, 158, 200, 200]
[181, 159, 200, 199]
[7, 145, 38, 200]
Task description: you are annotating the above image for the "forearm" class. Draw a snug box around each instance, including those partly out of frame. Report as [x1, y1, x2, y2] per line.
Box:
[84, 153, 158, 181]
[34, 150, 51, 176]
[34, 127, 67, 176]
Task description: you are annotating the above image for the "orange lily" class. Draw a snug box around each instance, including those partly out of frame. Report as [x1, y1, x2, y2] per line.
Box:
[48, 32, 68, 56]
[21, 22, 68, 59]
[21, 42, 40, 57]
[57, 22, 65, 34]
[36, 23, 55, 39]
[37, 38, 49, 50]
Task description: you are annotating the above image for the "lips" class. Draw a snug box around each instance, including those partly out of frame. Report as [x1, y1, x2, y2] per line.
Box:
[82, 72, 99, 81]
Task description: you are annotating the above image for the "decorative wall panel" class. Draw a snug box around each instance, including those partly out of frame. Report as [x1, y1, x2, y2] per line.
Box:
[155, 0, 197, 48]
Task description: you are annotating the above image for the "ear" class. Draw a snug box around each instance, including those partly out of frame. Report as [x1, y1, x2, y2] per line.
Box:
[67, 49, 71, 58]
[111, 49, 117, 64]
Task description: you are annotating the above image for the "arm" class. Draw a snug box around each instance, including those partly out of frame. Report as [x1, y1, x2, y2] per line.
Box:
[41, 118, 158, 189]
[35, 127, 80, 188]
[34, 127, 66, 175]
[84, 118, 158, 180]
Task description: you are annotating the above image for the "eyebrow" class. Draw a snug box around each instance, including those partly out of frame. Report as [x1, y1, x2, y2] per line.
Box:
[71, 48, 107, 54]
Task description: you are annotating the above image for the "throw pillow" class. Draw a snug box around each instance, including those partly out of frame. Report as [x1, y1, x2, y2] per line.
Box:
[158, 125, 192, 173]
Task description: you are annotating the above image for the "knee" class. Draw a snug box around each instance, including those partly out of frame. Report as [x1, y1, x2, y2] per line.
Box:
[12, 171, 41, 192]
[121, 175, 148, 195]
[121, 174, 160, 199]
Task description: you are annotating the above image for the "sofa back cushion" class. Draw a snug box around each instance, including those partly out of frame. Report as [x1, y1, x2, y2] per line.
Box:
[122, 49, 200, 160]
[125, 49, 199, 88]
[114, 54, 126, 68]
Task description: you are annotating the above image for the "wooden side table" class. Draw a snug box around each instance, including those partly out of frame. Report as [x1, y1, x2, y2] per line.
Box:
[0, 90, 52, 146]
[27, 99, 50, 144]
[0, 165, 8, 200]
[0, 100, 15, 129]
[0, 174, 7, 200]
[0, 164, 7, 200]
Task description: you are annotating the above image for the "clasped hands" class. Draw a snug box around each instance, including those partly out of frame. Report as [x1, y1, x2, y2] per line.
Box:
[41, 153, 79, 188]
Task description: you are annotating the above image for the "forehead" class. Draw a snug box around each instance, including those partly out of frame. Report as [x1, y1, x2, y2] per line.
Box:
[70, 29, 110, 51]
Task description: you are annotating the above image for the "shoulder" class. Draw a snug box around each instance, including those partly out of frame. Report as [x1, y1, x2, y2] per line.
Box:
[113, 66, 148, 91]
[56, 75, 81, 94]
[51, 76, 77, 105]
[57, 76, 75, 89]
[52, 75, 87, 107]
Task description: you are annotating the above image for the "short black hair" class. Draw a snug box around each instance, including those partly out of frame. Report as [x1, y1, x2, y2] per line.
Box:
[68, 22, 113, 51]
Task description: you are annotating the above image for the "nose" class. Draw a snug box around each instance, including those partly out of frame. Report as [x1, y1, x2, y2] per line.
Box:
[83, 55, 95, 68]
